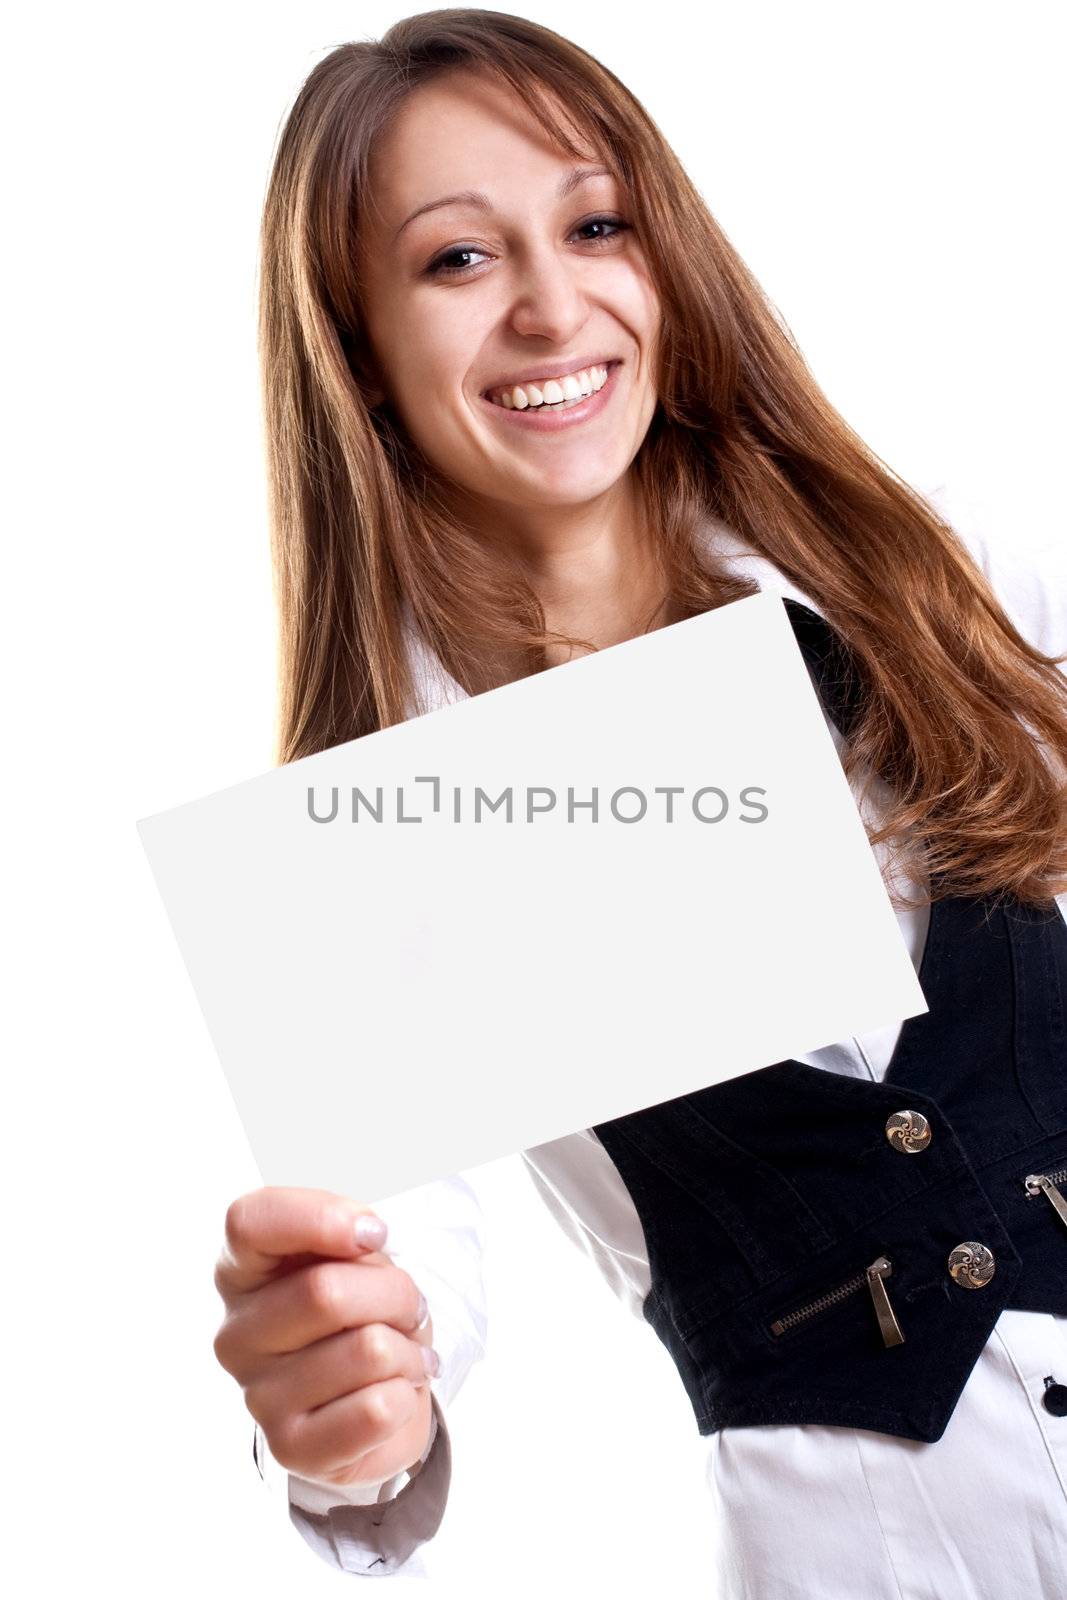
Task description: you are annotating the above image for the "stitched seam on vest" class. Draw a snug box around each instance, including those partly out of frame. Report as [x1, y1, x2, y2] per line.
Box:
[1038, 902, 1067, 1117]
[698, 1395, 951, 1431]
[643, 1101, 834, 1257]
[1010, 901, 1052, 1135]
[1047, 903, 1067, 1045]
[773, 1059, 949, 1113]
[604, 1111, 833, 1271]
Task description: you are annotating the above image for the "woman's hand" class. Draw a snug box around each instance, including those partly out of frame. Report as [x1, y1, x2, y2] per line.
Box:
[213, 1186, 440, 1489]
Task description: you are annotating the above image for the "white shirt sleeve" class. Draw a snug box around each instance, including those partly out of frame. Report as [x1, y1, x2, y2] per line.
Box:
[253, 1171, 488, 1576]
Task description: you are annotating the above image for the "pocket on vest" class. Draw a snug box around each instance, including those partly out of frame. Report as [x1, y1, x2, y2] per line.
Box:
[766, 1252, 906, 1349]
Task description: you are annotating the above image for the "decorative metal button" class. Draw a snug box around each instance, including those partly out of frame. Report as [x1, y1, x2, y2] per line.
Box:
[947, 1241, 996, 1288]
[885, 1110, 932, 1153]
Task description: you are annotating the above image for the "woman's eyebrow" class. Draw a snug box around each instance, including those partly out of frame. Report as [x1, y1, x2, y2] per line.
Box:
[393, 164, 616, 241]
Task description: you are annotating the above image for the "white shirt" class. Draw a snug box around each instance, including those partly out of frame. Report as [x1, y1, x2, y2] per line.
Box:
[259, 484, 1067, 1593]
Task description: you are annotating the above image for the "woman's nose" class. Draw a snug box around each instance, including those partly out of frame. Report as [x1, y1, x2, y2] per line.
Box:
[506, 242, 590, 344]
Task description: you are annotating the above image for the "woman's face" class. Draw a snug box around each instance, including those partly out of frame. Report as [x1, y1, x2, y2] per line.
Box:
[357, 69, 662, 519]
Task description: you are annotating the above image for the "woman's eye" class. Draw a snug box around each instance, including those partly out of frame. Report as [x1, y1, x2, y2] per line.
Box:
[424, 215, 632, 280]
[573, 215, 631, 247]
[425, 244, 492, 278]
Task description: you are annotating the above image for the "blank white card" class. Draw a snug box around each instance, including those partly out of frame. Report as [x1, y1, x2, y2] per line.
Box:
[137, 591, 926, 1204]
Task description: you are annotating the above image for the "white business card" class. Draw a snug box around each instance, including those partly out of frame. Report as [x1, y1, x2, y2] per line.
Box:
[137, 591, 927, 1203]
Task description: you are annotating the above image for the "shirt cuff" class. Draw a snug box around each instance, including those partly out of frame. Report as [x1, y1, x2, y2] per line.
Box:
[285, 1391, 452, 1576]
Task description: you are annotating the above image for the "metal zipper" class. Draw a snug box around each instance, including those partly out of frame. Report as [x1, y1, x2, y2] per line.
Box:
[1023, 1165, 1067, 1232]
[769, 1255, 905, 1347]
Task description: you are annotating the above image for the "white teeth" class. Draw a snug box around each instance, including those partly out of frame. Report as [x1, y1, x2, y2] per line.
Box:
[489, 363, 609, 409]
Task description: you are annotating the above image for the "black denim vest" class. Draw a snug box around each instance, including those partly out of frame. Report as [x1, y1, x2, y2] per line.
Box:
[592, 599, 1067, 1443]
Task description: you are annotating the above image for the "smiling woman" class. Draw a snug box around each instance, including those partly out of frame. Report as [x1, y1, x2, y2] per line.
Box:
[208, 7, 1067, 1595]
[255, 11, 1066, 912]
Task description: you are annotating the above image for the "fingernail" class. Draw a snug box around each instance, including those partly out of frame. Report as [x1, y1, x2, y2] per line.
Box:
[421, 1346, 440, 1378]
[354, 1213, 387, 1249]
[416, 1290, 429, 1328]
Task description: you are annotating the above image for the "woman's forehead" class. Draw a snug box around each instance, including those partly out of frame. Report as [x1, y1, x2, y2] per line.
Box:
[364, 70, 609, 235]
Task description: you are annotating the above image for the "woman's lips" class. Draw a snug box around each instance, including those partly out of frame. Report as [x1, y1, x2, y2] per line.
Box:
[478, 361, 622, 432]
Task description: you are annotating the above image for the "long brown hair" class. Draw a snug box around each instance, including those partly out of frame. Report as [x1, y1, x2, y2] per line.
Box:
[258, 8, 1067, 907]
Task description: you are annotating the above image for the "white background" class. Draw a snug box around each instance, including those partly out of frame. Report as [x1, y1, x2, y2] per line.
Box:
[4, 3, 1063, 1596]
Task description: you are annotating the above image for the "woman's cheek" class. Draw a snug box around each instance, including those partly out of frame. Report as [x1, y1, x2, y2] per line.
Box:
[405, 402, 469, 480]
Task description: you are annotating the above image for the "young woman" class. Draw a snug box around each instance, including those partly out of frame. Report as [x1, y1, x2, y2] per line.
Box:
[211, 12, 1067, 1594]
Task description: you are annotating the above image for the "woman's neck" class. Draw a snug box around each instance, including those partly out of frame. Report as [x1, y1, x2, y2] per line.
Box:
[461, 478, 680, 668]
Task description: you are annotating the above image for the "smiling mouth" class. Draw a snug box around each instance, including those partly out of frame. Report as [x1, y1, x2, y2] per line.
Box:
[482, 360, 621, 410]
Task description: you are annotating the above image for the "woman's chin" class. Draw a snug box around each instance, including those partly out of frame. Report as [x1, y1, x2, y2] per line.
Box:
[490, 457, 633, 511]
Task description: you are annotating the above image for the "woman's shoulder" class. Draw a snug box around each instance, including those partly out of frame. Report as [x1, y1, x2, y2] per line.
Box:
[697, 485, 1067, 666]
[919, 479, 1067, 666]
[400, 596, 470, 718]
[694, 510, 826, 615]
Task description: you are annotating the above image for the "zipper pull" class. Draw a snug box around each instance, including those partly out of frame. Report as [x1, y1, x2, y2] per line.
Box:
[1025, 1173, 1067, 1233]
[866, 1257, 905, 1347]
